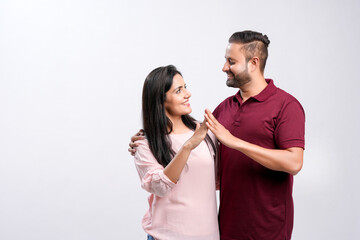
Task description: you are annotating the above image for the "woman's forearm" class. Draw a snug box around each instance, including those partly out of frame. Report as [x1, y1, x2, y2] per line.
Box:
[163, 142, 192, 183]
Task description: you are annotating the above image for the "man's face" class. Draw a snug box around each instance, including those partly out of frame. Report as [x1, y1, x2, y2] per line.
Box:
[222, 43, 251, 88]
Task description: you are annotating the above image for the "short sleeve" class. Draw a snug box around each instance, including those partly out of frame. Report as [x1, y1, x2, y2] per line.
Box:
[213, 103, 221, 119]
[134, 139, 176, 197]
[274, 98, 305, 149]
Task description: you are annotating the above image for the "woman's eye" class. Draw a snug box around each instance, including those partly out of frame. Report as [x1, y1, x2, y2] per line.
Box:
[176, 89, 181, 94]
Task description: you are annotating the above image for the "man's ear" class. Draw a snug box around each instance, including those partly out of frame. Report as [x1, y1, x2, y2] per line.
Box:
[248, 57, 260, 72]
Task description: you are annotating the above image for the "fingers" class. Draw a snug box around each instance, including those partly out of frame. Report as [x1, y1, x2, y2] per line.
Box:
[189, 121, 208, 150]
[131, 135, 145, 142]
[128, 137, 144, 156]
[199, 118, 208, 130]
[195, 122, 200, 131]
[129, 129, 144, 156]
[204, 113, 215, 127]
[136, 129, 145, 136]
[204, 109, 219, 133]
[128, 141, 138, 156]
[205, 120, 214, 132]
[128, 147, 136, 156]
[204, 109, 218, 124]
[193, 120, 208, 141]
[200, 118, 208, 128]
[129, 141, 139, 148]
[131, 129, 145, 141]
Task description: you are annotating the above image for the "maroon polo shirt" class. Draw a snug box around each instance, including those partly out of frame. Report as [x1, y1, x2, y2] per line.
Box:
[213, 79, 305, 240]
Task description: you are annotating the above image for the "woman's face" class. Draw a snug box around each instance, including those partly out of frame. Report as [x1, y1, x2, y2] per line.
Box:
[164, 74, 192, 119]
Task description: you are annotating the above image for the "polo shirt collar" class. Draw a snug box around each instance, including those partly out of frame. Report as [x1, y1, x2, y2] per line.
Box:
[234, 79, 277, 103]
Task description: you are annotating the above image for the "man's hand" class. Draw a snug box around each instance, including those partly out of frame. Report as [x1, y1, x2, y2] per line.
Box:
[204, 109, 237, 149]
[128, 129, 145, 156]
[204, 109, 303, 175]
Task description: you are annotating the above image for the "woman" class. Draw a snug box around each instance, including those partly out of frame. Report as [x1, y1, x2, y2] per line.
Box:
[134, 65, 219, 240]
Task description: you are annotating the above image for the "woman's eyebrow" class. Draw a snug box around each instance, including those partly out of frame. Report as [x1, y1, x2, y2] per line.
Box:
[172, 85, 184, 92]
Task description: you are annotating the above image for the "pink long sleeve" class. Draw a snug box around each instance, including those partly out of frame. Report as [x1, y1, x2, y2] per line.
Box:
[134, 139, 176, 197]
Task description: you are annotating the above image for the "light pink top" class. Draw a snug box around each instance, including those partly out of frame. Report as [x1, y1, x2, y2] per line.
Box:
[134, 131, 219, 240]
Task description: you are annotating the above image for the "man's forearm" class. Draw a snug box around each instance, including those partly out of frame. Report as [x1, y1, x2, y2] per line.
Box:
[230, 138, 303, 175]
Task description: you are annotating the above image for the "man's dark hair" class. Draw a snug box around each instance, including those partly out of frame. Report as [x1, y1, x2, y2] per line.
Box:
[229, 31, 270, 73]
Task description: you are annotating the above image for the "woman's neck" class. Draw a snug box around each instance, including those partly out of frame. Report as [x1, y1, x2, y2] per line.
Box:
[168, 116, 190, 134]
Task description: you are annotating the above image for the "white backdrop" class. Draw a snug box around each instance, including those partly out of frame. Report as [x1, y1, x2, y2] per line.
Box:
[1, 0, 359, 239]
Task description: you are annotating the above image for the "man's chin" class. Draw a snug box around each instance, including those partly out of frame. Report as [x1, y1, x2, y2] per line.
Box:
[226, 79, 236, 88]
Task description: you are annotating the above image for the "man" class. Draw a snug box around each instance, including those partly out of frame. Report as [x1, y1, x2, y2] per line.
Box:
[203, 31, 305, 240]
[129, 30, 305, 239]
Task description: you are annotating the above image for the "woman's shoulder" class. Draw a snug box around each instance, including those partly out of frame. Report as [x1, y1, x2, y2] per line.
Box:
[133, 137, 157, 163]
[134, 137, 151, 152]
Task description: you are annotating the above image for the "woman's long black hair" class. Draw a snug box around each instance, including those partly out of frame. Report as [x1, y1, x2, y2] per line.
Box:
[142, 65, 216, 168]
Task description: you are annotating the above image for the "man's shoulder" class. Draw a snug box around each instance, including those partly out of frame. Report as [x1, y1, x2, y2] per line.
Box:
[217, 94, 235, 106]
[273, 87, 304, 116]
[213, 94, 236, 117]
[274, 87, 302, 105]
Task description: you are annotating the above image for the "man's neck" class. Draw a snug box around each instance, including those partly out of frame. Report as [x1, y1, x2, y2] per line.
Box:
[239, 76, 268, 102]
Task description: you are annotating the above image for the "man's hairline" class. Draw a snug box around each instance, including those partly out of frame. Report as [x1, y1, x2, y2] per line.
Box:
[227, 41, 260, 60]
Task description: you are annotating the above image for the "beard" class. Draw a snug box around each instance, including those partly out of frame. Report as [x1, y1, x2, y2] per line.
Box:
[226, 67, 251, 88]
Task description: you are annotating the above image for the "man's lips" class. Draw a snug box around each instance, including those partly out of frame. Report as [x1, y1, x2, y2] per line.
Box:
[226, 72, 234, 79]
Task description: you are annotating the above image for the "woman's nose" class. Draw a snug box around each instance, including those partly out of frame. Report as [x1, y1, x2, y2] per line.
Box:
[185, 89, 191, 98]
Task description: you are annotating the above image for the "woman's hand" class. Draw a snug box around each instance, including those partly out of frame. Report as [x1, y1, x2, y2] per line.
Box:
[204, 109, 237, 149]
[164, 119, 208, 183]
[185, 119, 208, 150]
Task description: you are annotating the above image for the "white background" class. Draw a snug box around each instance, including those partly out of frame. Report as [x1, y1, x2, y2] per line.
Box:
[1, 0, 359, 239]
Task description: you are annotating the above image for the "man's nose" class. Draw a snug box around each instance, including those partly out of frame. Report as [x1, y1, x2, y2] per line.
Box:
[222, 62, 229, 72]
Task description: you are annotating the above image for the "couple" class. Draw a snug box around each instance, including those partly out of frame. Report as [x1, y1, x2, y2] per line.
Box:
[130, 30, 305, 240]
